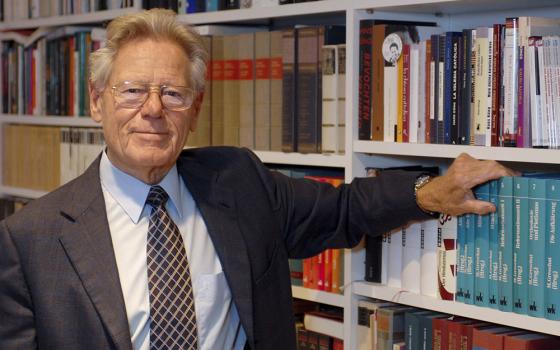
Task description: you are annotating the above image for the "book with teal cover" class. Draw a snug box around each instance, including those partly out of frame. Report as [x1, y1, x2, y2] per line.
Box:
[513, 176, 529, 314]
[488, 179, 500, 309]
[528, 177, 546, 318]
[498, 176, 514, 312]
[474, 183, 490, 307]
[463, 212, 475, 304]
[545, 179, 560, 320]
[456, 214, 465, 303]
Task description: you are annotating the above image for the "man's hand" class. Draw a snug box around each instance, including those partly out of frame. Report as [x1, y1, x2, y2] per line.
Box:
[416, 153, 520, 216]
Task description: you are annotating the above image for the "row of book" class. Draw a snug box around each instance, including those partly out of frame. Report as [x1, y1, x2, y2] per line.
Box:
[3, 125, 104, 191]
[1, 0, 131, 21]
[357, 299, 560, 350]
[357, 16, 560, 149]
[455, 176, 560, 320]
[146, 0, 323, 13]
[0, 24, 346, 154]
[193, 26, 346, 153]
[1, 26, 106, 117]
[283, 172, 346, 294]
[0, 197, 27, 220]
[293, 300, 343, 350]
[364, 173, 560, 321]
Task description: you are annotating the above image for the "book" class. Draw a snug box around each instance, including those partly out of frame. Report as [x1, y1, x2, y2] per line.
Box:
[438, 214, 457, 300]
[513, 177, 529, 314]
[498, 176, 514, 312]
[357, 299, 393, 350]
[545, 179, 560, 320]
[528, 177, 546, 317]
[420, 219, 439, 297]
[474, 183, 490, 307]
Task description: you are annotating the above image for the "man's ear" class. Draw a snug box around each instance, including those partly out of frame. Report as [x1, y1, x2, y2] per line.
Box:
[89, 81, 104, 123]
[188, 91, 204, 132]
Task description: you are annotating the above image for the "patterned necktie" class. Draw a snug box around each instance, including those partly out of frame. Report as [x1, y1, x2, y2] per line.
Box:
[146, 185, 198, 349]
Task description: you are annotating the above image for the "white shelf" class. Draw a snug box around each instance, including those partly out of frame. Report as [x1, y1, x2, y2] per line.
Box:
[0, 8, 140, 30]
[354, 282, 560, 336]
[353, 140, 560, 164]
[292, 285, 345, 308]
[304, 313, 344, 340]
[0, 186, 47, 199]
[0, 115, 100, 127]
[253, 151, 346, 168]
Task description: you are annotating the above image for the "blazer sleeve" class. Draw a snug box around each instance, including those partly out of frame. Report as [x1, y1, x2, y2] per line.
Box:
[242, 149, 435, 259]
[0, 220, 37, 349]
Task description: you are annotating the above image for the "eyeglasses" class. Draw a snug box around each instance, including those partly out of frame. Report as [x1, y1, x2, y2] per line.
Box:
[110, 81, 195, 111]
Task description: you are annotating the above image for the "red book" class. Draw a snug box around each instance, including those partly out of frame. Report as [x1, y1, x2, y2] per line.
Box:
[332, 338, 343, 350]
[504, 332, 560, 350]
[316, 252, 324, 291]
[459, 322, 491, 350]
[323, 249, 332, 293]
[425, 38, 432, 143]
[432, 316, 449, 350]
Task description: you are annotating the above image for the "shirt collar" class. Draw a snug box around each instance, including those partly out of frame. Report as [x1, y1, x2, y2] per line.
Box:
[99, 151, 183, 224]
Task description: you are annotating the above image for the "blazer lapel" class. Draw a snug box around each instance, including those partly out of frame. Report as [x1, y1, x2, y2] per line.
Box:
[58, 157, 133, 350]
[177, 156, 255, 346]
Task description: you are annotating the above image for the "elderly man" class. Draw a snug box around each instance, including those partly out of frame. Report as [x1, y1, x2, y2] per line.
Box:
[0, 9, 515, 350]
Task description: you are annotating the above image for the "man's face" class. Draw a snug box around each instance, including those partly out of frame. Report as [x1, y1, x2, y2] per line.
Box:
[90, 38, 200, 182]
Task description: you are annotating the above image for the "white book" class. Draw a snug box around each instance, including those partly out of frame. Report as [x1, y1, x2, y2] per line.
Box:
[421, 219, 439, 297]
[381, 233, 390, 285]
[503, 19, 519, 145]
[485, 27, 494, 147]
[409, 44, 420, 143]
[402, 222, 422, 294]
[251, 0, 276, 7]
[473, 27, 490, 146]
[384, 65, 398, 142]
[59, 127, 72, 185]
[17, 45, 23, 114]
[91, 28, 107, 48]
[321, 45, 338, 154]
[337, 44, 346, 154]
[537, 38, 550, 147]
[33, 46, 41, 115]
[438, 214, 457, 300]
[388, 228, 403, 288]
[528, 37, 543, 147]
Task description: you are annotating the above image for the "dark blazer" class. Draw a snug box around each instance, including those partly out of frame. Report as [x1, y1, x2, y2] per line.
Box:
[0, 147, 430, 349]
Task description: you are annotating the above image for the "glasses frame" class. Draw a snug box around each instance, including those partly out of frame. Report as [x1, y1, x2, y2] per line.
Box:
[110, 81, 195, 112]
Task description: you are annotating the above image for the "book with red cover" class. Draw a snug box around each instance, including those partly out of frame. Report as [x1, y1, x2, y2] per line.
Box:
[503, 332, 560, 350]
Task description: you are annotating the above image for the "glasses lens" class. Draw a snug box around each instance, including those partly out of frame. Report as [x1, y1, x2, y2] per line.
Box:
[161, 86, 194, 110]
[114, 82, 148, 108]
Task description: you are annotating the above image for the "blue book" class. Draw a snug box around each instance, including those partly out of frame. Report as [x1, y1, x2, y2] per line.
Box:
[206, 0, 219, 11]
[456, 214, 465, 303]
[546, 179, 560, 320]
[513, 176, 529, 314]
[528, 177, 546, 318]
[498, 176, 514, 312]
[464, 212, 475, 304]
[474, 183, 490, 307]
[488, 179, 500, 309]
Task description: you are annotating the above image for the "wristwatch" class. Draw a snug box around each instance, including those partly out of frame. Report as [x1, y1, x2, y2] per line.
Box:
[414, 174, 439, 217]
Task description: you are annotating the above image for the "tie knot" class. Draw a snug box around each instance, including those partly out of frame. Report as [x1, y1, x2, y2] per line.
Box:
[146, 186, 169, 208]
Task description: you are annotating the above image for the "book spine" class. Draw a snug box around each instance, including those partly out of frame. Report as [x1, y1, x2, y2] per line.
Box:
[282, 28, 297, 152]
[474, 183, 490, 307]
[402, 222, 421, 294]
[401, 44, 410, 143]
[464, 212, 476, 305]
[498, 176, 514, 312]
[459, 30, 472, 145]
[456, 214, 466, 303]
[437, 35, 445, 144]
[491, 24, 503, 147]
[371, 25, 386, 141]
[502, 17, 519, 147]
[517, 46, 525, 147]
[528, 177, 546, 317]
[546, 179, 560, 320]
[513, 176, 529, 314]
[429, 34, 439, 144]
[438, 214, 457, 300]
[388, 229, 403, 288]
[365, 235, 383, 283]
[358, 20, 374, 140]
[420, 219, 438, 297]
[488, 179, 500, 309]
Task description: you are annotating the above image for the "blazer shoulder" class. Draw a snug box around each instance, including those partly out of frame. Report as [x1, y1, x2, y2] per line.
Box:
[180, 146, 260, 171]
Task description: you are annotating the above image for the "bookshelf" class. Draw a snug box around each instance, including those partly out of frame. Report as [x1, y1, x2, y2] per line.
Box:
[2, 1, 560, 349]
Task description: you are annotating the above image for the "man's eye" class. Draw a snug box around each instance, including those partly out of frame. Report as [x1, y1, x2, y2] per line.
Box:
[163, 90, 182, 98]
[123, 88, 145, 94]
